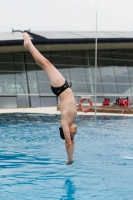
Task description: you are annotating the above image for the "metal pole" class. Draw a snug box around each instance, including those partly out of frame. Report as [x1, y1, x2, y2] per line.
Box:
[12, 29, 30, 34]
[95, 10, 98, 120]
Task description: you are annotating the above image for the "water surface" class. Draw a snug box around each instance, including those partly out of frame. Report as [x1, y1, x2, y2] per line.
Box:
[0, 114, 133, 200]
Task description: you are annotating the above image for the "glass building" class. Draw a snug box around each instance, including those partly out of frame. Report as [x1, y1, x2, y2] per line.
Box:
[0, 31, 133, 108]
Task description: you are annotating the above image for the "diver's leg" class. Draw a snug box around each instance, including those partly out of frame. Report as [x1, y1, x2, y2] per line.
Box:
[23, 32, 65, 87]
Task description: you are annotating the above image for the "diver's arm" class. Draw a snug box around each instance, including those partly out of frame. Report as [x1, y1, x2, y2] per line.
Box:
[66, 139, 75, 165]
[61, 120, 74, 165]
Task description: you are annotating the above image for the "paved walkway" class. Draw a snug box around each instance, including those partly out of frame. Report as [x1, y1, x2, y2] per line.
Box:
[0, 107, 133, 116]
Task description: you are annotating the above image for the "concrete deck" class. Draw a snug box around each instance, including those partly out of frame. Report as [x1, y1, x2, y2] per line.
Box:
[0, 107, 133, 116]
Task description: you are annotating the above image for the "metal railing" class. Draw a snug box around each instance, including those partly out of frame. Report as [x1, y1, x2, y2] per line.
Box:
[75, 94, 133, 114]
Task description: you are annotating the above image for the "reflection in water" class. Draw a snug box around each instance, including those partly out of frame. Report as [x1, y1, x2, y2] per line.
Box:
[60, 179, 76, 200]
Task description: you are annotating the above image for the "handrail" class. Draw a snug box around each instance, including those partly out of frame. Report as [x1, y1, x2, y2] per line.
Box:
[74, 93, 133, 114]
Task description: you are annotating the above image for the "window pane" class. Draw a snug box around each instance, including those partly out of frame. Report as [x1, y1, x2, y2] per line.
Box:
[51, 51, 68, 65]
[125, 49, 133, 75]
[17, 96, 29, 107]
[27, 71, 37, 81]
[0, 72, 15, 81]
[42, 52, 51, 62]
[100, 66, 115, 76]
[0, 53, 13, 61]
[28, 82, 39, 93]
[72, 83, 88, 93]
[87, 67, 101, 75]
[15, 63, 26, 71]
[101, 74, 116, 83]
[100, 65, 115, 83]
[25, 53, 36, 71]
[86, 74, 101, 83]
[0, 97, 17, 108]
[82, 51, 88, 65]
[70, 72, 86, 83]
[114, 66, 128, 76]
[40, 97, 57, 107]
[36, 71, 49, 82]
[26, 64, 36, 71]
[131, 85, 133, 93]
[30, 96, 41, 107]
[69, 65, 85, 73]
[127, 67, 133, 75]
[87, 83, 95, 94]
[57, 66, 69, 73]
[117, 84, 131, 94]
[0, 53, 14, 71]
[95, 83, 103, 94]
[14, 53, 25, 71]
[103, 84, 117, 94]
[15, 72, 27, 81]
[129, 76, 133, 84]
[87, 51, 95, 66]
[25, 52, 35, 63]
[125, 49, 133, 71]
[115, 75, 129, 84]
[60, 72, 70, 81]
[56, 66, 71, 80]
[38, 82, 52, 94]
[112, 50, 126, 66]
[0, 63, 14, 71]
[67, 51, 84, 65]
[16, 82, 28, 94]
[84, 66, 93, 75]
[90, 83, 103, 94]
[69, 65, 87, 83]
[0, 81, 16, 94]
[98, 50, 112, 66]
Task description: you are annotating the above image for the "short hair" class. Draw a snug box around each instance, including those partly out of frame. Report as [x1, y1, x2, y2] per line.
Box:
[59, 127, 73, 140]
[59, 127, 65, 140]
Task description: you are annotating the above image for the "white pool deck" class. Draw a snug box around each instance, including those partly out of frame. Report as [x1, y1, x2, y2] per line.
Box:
[0, 107, 133, 116]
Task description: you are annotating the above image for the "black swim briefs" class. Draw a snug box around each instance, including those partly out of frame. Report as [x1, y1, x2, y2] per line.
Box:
[51, 80, 71, 97]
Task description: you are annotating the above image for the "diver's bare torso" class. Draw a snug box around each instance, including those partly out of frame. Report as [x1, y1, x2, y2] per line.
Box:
[59, 88, 77, 125]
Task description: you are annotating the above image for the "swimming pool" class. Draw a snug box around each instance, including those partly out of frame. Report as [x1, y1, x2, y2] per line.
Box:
[0, 113, 133, 200]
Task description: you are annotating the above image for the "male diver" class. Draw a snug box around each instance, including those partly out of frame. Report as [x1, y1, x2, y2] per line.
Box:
[23, 32, 77, 165]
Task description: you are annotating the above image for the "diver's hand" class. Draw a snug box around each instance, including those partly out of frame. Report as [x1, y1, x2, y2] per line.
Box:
[66, 160, 74, 165]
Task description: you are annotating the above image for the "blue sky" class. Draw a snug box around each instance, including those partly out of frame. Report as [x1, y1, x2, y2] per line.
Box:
[0, 0, 133, 32]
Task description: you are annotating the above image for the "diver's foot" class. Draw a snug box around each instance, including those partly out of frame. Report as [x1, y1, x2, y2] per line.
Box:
[23, 32, 32, 49]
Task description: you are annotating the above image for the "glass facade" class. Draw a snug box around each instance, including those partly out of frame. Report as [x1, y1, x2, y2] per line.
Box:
[0, 49, 133, 108]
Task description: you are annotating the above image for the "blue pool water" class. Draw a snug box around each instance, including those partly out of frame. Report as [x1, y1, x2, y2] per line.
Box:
[0, 113, 133, 200]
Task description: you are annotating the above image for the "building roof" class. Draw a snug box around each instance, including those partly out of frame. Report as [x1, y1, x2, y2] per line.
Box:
[0, 31, 133, 46]
[0, 31, 133, 52]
